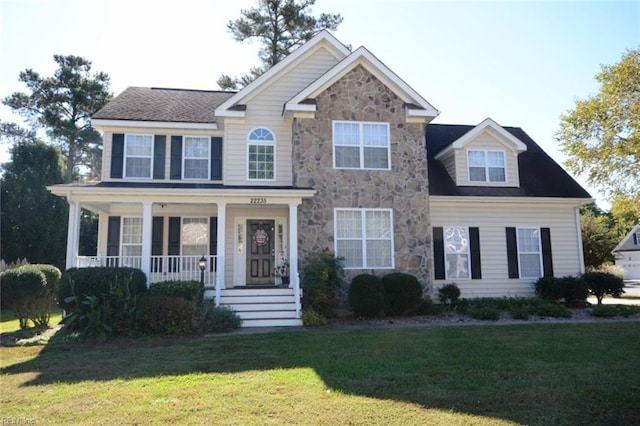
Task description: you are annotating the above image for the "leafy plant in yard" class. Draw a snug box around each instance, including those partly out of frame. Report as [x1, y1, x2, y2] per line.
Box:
[418, 298, 446, 315]
[0, 265, 57, 328]
[590, 304, 640, 318]
[438, 283, 460, 307]
[348, 273, 384, 318]
[140, 295, 199, 335]
[301, 249, 345, 317]
[382, 272, 422, 316]
[582, 271, 625, 305]
[301, 308, 327, 326]
[534, 276, 563, 301]
[198, 302, 242, 333]
[558, 275, 589, 304]
[148, 280, 204, 306]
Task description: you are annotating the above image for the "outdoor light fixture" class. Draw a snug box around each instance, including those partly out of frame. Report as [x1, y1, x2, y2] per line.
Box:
[198, 255, 206, 287]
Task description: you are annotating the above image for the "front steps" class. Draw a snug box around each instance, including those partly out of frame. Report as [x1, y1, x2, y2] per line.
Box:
[218, 287, 302, 327]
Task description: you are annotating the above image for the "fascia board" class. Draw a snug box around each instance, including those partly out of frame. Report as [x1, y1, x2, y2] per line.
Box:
[91, 119, 217, 131]
[429, 195, 593, 205]
[451, 118, 527, 152]
[612, 224, 640, 253]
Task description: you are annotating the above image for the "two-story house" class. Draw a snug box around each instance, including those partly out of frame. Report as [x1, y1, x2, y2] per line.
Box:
[49, 31, 591, 326]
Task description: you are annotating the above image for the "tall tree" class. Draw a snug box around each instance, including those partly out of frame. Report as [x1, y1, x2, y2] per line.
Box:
[218, 0, 343, 90]
[556, 48, 639, 214]
[579, 205, 617, 268]
[3, 55, 111, 182]
[0, 141, 68, 269]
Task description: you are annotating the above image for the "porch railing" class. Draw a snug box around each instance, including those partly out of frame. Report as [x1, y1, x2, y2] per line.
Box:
[76, 255, 217, 286]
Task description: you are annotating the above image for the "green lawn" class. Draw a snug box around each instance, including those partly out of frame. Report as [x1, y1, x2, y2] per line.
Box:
[2, 322, 639, 425]
[0, 306, 62, 333]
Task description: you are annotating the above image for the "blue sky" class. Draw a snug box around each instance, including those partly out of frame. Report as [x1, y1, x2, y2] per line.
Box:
[1, 0, 639, 208]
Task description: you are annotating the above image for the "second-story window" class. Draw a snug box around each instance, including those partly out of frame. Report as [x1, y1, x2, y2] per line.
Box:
[333, 121, 390, 170]
[125, 134, 153, 178]
[183, 136, 210, 179]
[468, 150, 506, 182]
[248, 128, 275, 180]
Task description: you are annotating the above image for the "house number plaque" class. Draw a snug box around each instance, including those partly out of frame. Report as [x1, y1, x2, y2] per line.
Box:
[250, 197, 267, 204]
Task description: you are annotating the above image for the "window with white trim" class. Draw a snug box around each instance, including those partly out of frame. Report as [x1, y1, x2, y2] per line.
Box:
[468, 150, 506, 182]
[335, 208, 394, 269]
[248, 128, 275, 180]
[121, 217, 143, 259]
[183, 136, 210, 179]
[182, 217, 209, 256]
[124, 134, 153, 178]
[517, 228, 542, 278]
[444, 227, 470, 279]
[333, 121, 390, 169]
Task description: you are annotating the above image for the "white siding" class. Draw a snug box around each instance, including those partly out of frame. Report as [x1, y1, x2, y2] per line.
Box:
[224, 47, 341, 186]
[431, 199, 583, 298]
[454, 130, 520, 187]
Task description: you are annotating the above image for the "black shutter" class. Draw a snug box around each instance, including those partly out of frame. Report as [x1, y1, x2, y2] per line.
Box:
[506, 227, 519, 279]
[168, 217, 181, 272]
[110, 134, 124, 178]
[170, 136, 182, 180]
[541, 227, 554, 277]
[211, 137, 223, 180]
[153, 135, 166, 179]
[469, 227, 482, 279]
[210, 217, 218, 272]
[433, 227, 445, 280]
[151, 217, 164, 272]
[107, 216, 121, 267]
[634, 233, 638, 245]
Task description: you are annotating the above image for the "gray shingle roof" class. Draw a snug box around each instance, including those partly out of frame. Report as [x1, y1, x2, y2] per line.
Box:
[426, 124, 592, 199]
[92, 87, 235, 123]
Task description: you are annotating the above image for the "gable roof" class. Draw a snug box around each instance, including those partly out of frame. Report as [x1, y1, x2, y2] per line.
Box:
[427, 124, 592, 199]
[612, 224, 640, 253]
[285, 46, 439, 122]
[434, 118, 526, 159]
[92, 87, 235, 124]
[215, 30, 351, 117]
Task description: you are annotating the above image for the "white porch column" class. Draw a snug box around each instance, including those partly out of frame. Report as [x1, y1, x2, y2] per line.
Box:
[65, 200, 81, 269]
[215, 202, 227, 306]
[141, 202, 153, 286]
[288, 202, 301, 317]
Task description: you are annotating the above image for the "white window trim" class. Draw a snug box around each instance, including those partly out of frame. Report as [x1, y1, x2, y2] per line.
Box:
[124, 134, 154, 179]
[120, 216, 143, 258]
[444, 226, 471, 280]
[467, 149, 507, 183]
[182, 135, 211, 180]
[516, 227, 543, 279]
[334, 208, 395, 269]
[247, 127, 276, 181]
[332, 121, 391, 170]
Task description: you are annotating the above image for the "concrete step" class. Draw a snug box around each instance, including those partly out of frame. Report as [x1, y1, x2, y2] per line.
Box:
[233, 310, 298, 320]
[229, 303, 297, 312]
[241, 317, 303, 327]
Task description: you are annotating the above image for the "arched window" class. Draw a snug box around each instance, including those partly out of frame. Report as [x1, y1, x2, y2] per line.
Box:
[247, 128, 275, 180]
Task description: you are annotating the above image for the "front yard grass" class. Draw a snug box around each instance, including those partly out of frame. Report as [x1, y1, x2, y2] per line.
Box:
[2, 322, 639, 425]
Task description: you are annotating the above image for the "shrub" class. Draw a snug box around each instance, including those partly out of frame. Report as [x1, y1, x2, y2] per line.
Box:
[382, 273, 422, 316]
[467, 305, 500, 321]
[348, 274, 384, 318]
[0, 266, 55, 329]
[534, 276, 563, 301]
[21, 264, 61, 291]
[1, 267, 47, 309]
[531, 301, 572, 318]
[58, 267, 147, 311]
[418, 298, 446, 316]
[582, 271, 625, 305]
[199, 302, 242, 333]
[558, 275, 588, 304]
[589, 305, 620, 318]
[140, 295, 199, 335]
[148, 280, 204, 306]
[302, 308, 327, 326]
[438, 283, 460, 306]
[302, 250, 345, 317]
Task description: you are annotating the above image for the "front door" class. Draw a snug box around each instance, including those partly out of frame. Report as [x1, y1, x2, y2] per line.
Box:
[246, 220, 275, 285]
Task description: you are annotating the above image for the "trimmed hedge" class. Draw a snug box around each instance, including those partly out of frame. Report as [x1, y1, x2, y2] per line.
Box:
[534, 275, 588, 303]
[582, 271, 624, 305]
[382, 273, 422, 316]
[0, 267, 48, 309]
[58, 267, 147, 311]
[348, 274, 384, 318]
[139, 294, 199, 335]
[199, 302, 243, 333]
[148, 280, 204, 306]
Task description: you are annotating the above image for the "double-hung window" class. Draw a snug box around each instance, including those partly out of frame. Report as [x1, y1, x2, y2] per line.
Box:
[335, 208, 394, 269]
[248, 128, 275, 180]
[333, 121, 390, 169]
[468, 150, 506, 182]
[444, 227, 470, 279]
[124, 134, 153, 178]
[183, 136, 210, 179]
[121, 217, 143, 267]
[181, 217, 209, 270]
[517, 228, 542, 278]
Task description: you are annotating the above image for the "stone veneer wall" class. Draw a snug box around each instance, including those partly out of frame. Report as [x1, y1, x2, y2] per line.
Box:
[292, 65, 432, 295]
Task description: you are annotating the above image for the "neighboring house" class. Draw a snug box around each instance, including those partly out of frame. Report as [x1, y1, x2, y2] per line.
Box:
[48, 30, 591, 326]
[612, 224, 640, 280]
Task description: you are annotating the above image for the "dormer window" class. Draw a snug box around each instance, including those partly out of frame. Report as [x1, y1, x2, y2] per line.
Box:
[468, 150, 506, 182]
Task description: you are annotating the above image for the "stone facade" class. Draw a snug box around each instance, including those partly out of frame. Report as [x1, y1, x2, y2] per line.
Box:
[293, 65, 432, 293]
